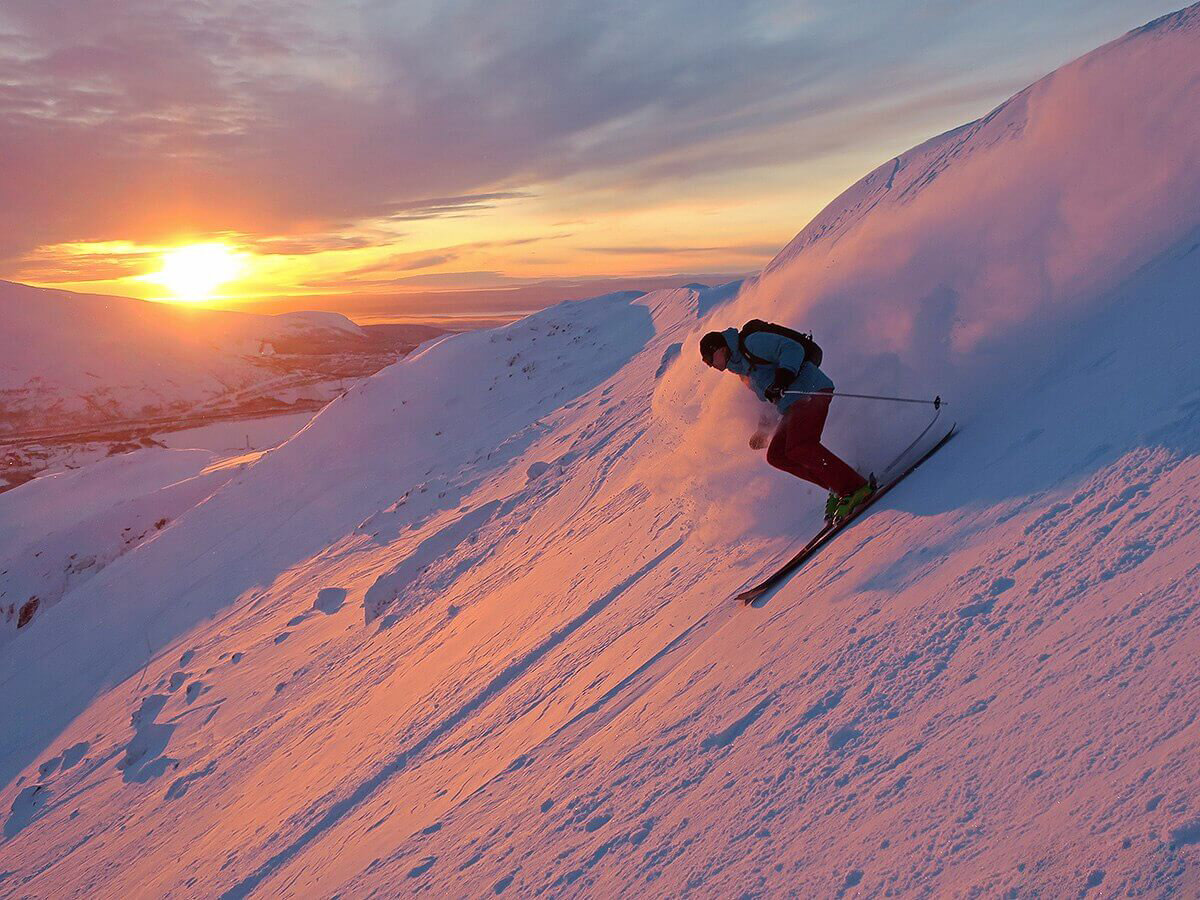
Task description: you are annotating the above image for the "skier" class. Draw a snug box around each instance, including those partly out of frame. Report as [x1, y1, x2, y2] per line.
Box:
[700, 322, 874, 522]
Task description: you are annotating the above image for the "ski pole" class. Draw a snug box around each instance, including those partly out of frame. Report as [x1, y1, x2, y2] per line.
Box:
[784, 390, 944, 409]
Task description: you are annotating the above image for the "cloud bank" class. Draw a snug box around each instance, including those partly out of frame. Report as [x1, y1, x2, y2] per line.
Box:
[0, 0, 1179, 261]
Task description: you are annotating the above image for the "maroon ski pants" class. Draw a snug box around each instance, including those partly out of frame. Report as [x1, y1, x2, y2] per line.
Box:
[766, 389, 867, 496]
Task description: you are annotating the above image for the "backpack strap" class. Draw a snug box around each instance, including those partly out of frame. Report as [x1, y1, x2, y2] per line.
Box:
[738, 319, 823, 369]
[737, 329, 771, 366]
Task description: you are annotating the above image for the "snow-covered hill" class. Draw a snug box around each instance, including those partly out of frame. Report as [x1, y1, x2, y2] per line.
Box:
[3, 6, 1200, 897]
[0, 282, 369, 435]
[0, 447, 255, 642]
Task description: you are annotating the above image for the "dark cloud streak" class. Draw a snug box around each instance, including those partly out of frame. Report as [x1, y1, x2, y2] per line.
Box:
[582, 244, 780, 257]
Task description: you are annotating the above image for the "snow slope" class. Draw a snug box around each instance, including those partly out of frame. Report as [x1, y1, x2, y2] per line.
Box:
[0, 448, 253, 642]
[0, 282, 368, 434]
[3, 6, 1200, 897]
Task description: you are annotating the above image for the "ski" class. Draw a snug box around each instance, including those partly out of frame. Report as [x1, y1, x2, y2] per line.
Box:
[737, 424, 958, 606]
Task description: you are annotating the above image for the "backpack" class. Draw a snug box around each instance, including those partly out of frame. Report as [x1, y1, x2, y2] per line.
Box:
[738, 319, 823, 368]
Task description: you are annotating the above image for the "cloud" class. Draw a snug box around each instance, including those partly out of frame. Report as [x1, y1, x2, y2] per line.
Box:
[301, 269, 515, 290]
[0, 0, 1179, 258]
[582, 244, 781, 257]
[380, 192, 535, 221]
[293, 231, 580, 289]
[242, 234, 380, 256]
[392, 253, 456, 271]
[11, 249, 157, 283]
[299, 254, 464, 288]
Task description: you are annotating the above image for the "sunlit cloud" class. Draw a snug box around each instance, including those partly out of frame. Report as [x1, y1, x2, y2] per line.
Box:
[243, 235, 380, 256]
[381, 193, 537, 221]
[582, 244, 781, 257]
[11, 242, 159, 283]
[0, 0, 1182, 309]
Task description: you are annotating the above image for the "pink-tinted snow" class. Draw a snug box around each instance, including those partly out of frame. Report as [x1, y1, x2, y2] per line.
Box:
[2, 7, 1200, 897]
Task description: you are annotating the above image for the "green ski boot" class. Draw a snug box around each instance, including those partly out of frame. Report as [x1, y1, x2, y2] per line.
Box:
[831, 477, 877, 524]
[823, 491, 842, 524]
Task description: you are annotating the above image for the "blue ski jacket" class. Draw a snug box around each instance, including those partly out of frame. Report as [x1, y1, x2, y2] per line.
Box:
[719, 326, 834, 414]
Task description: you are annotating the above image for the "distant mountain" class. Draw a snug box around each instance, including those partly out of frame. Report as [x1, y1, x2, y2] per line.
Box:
[0, 282, 387, 436]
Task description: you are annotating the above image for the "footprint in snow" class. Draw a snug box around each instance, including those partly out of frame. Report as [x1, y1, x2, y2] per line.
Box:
[827, 726, 861, 751]
[655, 343, 682, 378]
[1169, 818, 1200, 847]
[989, 576, 1016, 595]
[314, 587, 347, 615]
[39, 739, 90, 777]
[493, 874, 515, 894]
[118, 694, 177, 784]
[838, 869, 863, 895]
[165, 761, 216, 801]
[584, 813, 611, 832]
[957, 598, 996, 618]
[4, 784, 50, 838]
[408, 856, 437, 877]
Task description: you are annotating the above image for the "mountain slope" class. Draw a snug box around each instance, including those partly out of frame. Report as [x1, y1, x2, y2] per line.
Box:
[0, 447, 250, 642]
[3, 6, 1200, 897]
[0, 282, 369, 435]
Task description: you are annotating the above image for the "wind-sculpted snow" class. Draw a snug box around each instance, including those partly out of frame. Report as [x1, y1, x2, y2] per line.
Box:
[3, 7, 1200, 898]
[659, 3, 1200, 533]
[760, 2, 1200, 366]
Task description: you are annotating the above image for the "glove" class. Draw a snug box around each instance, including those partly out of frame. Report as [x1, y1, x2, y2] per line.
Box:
[749, 431, 768, 450]
[764, 368, 796, 403]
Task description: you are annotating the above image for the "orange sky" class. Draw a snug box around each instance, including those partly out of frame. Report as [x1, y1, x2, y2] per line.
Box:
[8, 150, 892, 317]
[0, 1, 1179, 320]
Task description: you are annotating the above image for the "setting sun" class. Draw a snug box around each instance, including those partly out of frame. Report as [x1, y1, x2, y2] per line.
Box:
[155, 243, 242, 303]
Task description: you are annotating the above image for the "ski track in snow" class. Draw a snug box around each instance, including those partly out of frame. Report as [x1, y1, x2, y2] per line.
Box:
[4, 8, 1200, 897]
